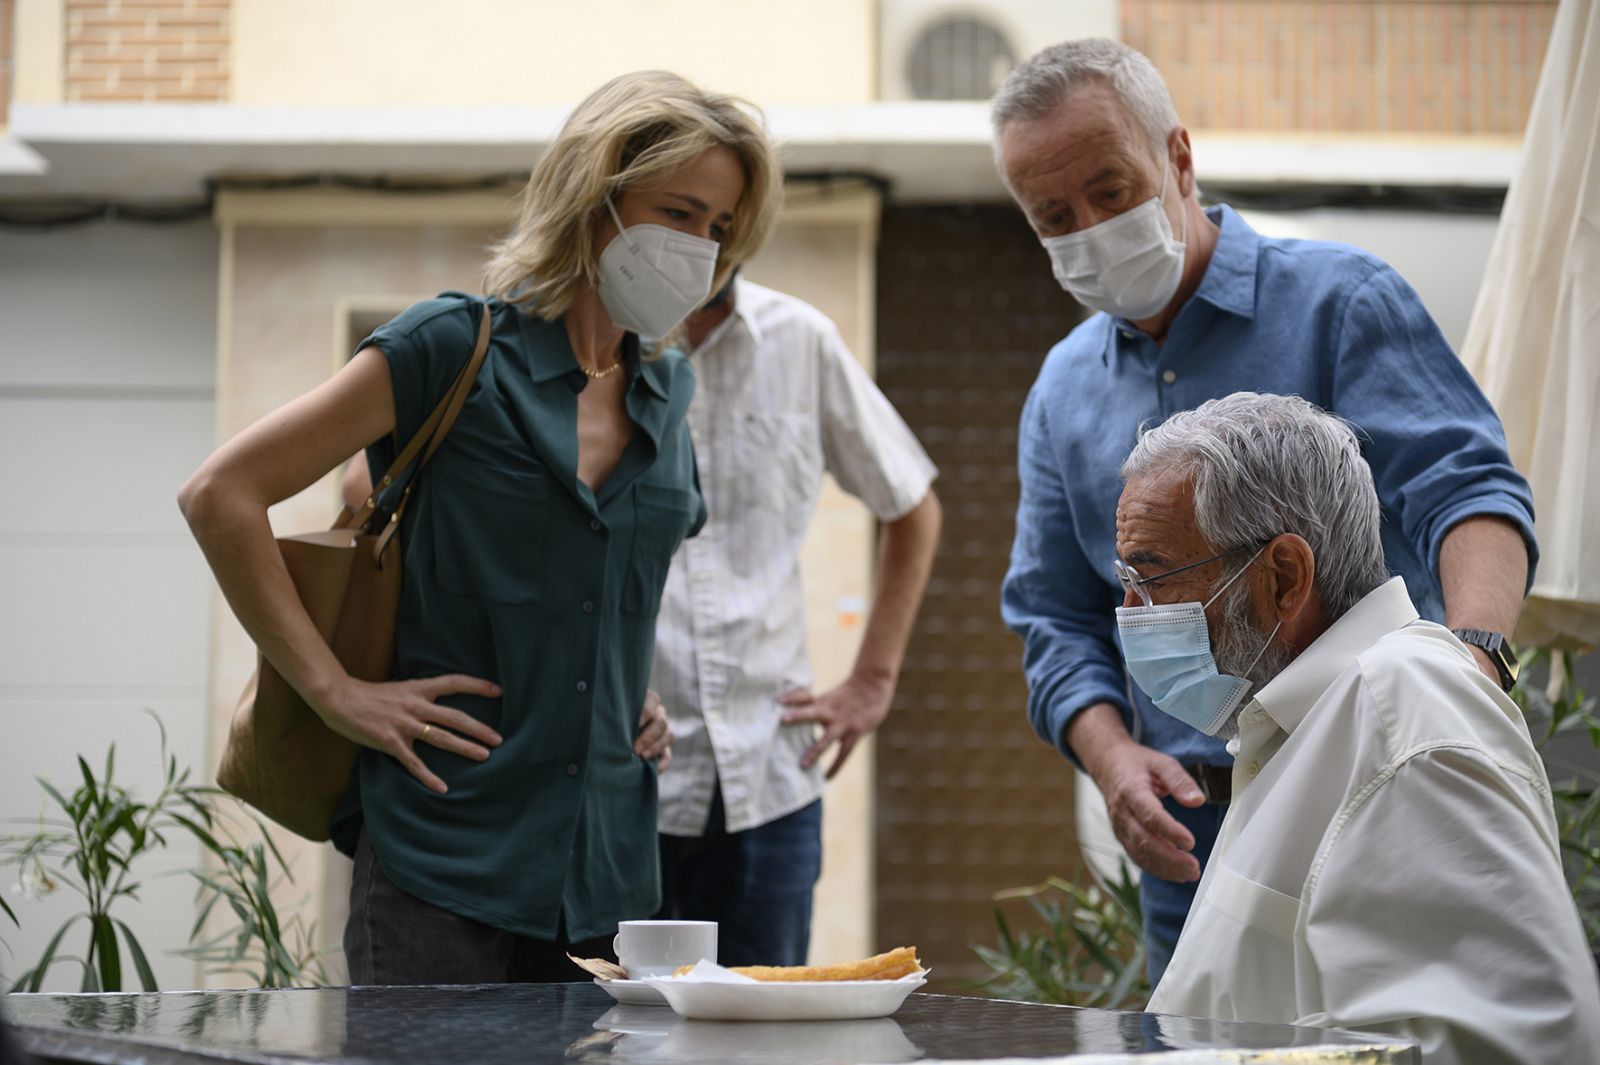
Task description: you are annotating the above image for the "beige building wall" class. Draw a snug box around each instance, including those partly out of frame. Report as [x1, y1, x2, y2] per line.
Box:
[16, 0, 878, 109]
[230, 0, 876, 107]
[210, 186, 881, 976]
[12, 0, 66, 105]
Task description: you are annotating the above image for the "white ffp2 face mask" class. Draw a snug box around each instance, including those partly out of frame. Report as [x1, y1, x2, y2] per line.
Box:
[1040, 162, 1188, 321]
[596, 197, 720, 339]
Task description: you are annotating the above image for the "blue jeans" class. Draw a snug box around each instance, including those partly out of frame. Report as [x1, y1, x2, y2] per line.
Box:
[1140, 797, 1227, 986]
[657, 791, 823, 967]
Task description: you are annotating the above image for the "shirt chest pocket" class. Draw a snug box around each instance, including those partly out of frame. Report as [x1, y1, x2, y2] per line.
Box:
[728, 411, 820, 514]
[429, 459, 551, 605]
[624, 482, 699, 616]
[1204, 862, 1303, 942]
[1163, 864, 1304, 1026]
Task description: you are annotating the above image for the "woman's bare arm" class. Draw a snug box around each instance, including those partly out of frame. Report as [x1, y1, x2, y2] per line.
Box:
[340, 450, 374, 513]
[179, 347, 501, 793]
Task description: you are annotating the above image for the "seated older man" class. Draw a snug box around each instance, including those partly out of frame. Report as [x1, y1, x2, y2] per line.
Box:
[1119, 392, 1600, 1063]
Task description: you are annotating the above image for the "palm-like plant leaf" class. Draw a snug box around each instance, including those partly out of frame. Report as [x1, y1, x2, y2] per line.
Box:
[3, 716, 329, 993]
[91, 913, 121, 991]
[18, 914, 84, 992]
[971, 867, 1149, 1010]
[115, 918, 158, 992]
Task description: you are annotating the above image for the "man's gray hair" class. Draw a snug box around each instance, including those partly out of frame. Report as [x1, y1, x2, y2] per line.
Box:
[991, 38, 1180, 158]
[1121, 392, 1390, 621]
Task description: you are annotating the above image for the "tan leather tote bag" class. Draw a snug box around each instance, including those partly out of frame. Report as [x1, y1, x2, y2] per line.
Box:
[217, 305, 492, 841]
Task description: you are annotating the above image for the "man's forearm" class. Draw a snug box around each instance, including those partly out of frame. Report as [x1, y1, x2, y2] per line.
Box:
[1439, 515, 1529, 635]
[850, 491, 941, 688]
[1064, 701, 1136, 779]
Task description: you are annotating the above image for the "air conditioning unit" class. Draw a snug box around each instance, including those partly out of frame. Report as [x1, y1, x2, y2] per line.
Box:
[878, 0, 1119, 102]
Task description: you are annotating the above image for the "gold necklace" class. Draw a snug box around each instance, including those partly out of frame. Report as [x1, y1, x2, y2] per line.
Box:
[580, 360, 623, 380]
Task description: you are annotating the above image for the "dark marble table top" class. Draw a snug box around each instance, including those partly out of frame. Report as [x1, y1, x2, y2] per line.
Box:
[5, 984, 1414, 1064]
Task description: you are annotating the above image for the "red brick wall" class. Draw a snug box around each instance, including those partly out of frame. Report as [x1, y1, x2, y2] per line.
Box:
[65, 0, 229, 102]
[0, 0, 14, 123]
[1121, 0, 1557, 134]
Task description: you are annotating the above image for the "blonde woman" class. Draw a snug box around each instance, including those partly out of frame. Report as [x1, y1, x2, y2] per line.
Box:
[178, 71, 780, 984]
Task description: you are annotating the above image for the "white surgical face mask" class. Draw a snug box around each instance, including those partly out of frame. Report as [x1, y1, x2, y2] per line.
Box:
[596, 197, 719, 339]
[1040, 161, 1188, 321]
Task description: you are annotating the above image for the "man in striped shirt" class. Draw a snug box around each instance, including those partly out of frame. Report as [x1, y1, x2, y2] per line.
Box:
[652, 273, 942, 966]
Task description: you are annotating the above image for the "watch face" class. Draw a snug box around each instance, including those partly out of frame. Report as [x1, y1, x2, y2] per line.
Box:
[1453, 629, 1517, 692]
[1486, 644, 1518, 693]
[1497, 646, 1519, 685]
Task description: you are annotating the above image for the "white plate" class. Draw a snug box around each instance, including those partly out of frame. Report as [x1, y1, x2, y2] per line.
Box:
[641, 974, 927, 1021]
[595, 977, 671, 1006]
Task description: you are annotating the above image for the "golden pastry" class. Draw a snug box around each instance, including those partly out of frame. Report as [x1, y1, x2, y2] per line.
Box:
[674, 945, 921, 982]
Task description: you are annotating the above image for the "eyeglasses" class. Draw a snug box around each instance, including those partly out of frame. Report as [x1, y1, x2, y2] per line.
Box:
[1114, 542, 1266, 608]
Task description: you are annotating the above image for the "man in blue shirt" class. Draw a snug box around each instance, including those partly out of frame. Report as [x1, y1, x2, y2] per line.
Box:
[993, 38, 1536, 983]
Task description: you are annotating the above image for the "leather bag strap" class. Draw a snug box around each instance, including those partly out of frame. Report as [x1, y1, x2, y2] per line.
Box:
[342, 300, 494, 546]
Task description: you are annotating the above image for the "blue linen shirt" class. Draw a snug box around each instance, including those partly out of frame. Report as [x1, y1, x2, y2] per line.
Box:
[1001, 204, 1537, 770]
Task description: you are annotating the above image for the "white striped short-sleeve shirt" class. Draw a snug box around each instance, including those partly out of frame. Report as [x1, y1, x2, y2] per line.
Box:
[653, 280, 938, 836]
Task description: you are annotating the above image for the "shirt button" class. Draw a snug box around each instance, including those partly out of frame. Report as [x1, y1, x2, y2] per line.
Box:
[1247, 761, 1260, 778]
[1161, 369, 1177, 384]
[576, 680, 588, 693]
[566, 763, 579, 776]
[582, 601, 595, 614]
[589, 519, 602, 532]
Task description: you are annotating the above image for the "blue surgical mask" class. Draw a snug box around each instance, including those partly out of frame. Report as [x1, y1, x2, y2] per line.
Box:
[1115, 547, 1280, 736]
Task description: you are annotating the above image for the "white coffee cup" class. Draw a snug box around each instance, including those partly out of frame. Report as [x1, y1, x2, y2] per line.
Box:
[612, 920, 717, 978]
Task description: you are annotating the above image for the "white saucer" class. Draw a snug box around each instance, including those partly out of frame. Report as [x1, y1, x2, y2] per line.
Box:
[595, 977, 671, 1006]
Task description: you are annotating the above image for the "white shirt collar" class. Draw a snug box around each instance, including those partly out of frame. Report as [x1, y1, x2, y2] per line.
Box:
[695, 279, 762, 353]
[1251, 576, 1420, 737]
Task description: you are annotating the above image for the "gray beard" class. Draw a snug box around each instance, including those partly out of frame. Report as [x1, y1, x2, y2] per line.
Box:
[1209, 582, 1295, 742]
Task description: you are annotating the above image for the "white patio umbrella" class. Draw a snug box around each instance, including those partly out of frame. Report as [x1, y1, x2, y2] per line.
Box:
[1461, 0, 1600, 652]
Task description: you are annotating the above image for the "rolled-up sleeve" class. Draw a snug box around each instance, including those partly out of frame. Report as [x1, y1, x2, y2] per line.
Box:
[1001, 387, 1129, 763]
[1331, 266, 1537, 587]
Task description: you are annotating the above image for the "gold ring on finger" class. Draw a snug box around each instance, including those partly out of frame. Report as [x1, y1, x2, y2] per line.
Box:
[421, 724, 432, 741]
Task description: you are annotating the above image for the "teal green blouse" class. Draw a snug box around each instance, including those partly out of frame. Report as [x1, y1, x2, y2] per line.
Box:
[339, 292, 704, 941]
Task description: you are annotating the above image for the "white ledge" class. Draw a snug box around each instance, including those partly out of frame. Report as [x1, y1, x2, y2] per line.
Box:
[0, 131, 50, 177]
[2, 102, 1521, 202]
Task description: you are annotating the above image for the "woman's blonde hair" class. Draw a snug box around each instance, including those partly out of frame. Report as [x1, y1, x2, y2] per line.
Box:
[484, 70, 782, 321]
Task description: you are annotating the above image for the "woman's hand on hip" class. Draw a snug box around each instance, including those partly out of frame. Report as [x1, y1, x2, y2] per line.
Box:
[319, 674, 504, 794]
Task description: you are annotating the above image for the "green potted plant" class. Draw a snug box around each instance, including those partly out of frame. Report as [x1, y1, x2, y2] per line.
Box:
[2, 713, 328, 991]
[971, 867, 1149, 1009]
[1512, 647, 1600, 962]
